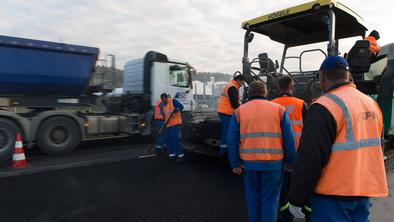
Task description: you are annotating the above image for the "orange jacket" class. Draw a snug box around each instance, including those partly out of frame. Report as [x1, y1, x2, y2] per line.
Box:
[272, 95, 304, 149]
[313, 84, 388, 197]
[364, 36, 381, 55]
[235, 99, 285, 161]
[163, 98, 182, 127]
[154, 101, 164, 120]
[217, 80, 240, 115]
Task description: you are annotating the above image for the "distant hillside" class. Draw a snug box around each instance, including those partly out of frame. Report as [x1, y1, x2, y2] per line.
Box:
[193, 72, 232, 83]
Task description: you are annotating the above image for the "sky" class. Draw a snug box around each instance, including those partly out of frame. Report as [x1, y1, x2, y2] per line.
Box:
[1, 0, 392, 74]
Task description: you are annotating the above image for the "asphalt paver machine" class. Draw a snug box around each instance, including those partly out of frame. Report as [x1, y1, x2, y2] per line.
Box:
[240, 0, 394, 159]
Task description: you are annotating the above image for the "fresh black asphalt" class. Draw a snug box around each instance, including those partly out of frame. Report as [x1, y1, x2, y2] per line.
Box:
[0, 152, 247, 222]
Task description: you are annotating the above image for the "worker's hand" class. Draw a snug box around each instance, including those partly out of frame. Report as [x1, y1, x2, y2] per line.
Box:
[232, 165, 244, 175]
[284, 163, 293, 172]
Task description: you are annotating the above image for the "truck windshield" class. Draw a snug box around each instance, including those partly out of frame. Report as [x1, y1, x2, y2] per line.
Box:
[169, 66, 190, 87]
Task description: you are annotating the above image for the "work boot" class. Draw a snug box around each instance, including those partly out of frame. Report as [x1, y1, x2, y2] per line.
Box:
[155, 147, 162, 155]
[174, 154, 186, 163]
[168, 154, 176, 162]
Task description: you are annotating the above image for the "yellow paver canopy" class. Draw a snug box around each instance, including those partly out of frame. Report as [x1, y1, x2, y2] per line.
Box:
[242, 0, 367, 46]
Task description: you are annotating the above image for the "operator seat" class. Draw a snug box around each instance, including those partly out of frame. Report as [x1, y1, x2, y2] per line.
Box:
[258, 53, 276, 74]
[346, 40, 371, 80]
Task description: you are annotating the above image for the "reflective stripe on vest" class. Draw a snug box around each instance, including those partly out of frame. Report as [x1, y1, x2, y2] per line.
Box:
[236, 99, 284, 161]
[217, 80, 240, 115]
[272, 96, 304, 149]
[324, 93, 355, 141]
[323, 94, 381, 152]
[314, 84, 388, 197]
[240, 132, 282, 139]
[332, 138, 381, 151]
[154, 102, 164, 120]
[240, 148, 284, 154]
[163, 98, 182, 127]
[291, 120, 303, 125]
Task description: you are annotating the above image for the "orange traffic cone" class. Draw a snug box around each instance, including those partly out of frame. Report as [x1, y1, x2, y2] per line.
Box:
[12, 133, 28, 169]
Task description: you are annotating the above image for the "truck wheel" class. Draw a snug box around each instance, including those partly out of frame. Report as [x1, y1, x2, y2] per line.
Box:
[0, 119, 20, 160]
[37, 117, 81, 155]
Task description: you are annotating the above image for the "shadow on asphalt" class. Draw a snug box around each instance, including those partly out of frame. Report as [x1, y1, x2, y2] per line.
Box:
[0, 151, 247, 222]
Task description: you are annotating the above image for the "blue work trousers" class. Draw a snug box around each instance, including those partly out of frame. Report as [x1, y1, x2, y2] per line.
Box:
[166, 125, 184, 157]
[154, 120, 167, 148]
[243, 169, 283, 222]
[218, 113, 232, 154]
[311, 195, 370, 222]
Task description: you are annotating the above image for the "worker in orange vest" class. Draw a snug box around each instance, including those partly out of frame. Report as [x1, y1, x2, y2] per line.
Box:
[364, 30, 381, 55]
[227, 81, 296, 222]
[272, 76, 307, 149]
[160, 93, 185, 162]
[217, 75, 245, 156]
[289, 56, 388, 221]
[272, 76, 309, 222]
[153, 95, 167, 154]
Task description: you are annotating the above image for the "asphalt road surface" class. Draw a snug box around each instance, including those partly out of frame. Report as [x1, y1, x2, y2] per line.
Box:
[0, 151, 247, 222]
[0, 140, 393, 222]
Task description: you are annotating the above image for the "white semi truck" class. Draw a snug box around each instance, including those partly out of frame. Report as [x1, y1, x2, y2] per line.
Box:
[0, 35, 197, 160]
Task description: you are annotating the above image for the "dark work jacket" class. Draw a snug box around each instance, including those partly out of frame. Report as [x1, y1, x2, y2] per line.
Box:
[227, 86, 240, 110]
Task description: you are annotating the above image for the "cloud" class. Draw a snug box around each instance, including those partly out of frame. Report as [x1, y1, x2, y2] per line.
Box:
[0, 0, 392, 74]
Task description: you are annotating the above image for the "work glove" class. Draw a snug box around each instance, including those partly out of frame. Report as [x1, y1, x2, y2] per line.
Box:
[174, 108, 179, 113]
[232, 165, 244, 175]
[289, 203, 305, 219]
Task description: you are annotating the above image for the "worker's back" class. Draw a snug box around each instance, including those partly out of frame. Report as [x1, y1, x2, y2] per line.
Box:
[314, 84, 387, 197]
[272, 96, 304, 149]
[236, 99, 284, 161]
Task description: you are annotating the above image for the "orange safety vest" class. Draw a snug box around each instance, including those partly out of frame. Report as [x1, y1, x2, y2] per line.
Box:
[154, 101, 164, 120]
[163, 98, 182, 128]
[235, 99, 285, 161]
[272, 95, 304, 149]
[217, 80, 240, 115]
[364, 36, 381, 55]
[314, 84, 388, 197]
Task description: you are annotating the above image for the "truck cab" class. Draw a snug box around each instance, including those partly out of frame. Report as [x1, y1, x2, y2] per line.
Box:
[123, 51, 194, 112]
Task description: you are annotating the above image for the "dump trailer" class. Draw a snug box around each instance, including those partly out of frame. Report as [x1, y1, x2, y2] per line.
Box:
[238, 0, 394, 155]
[0, 35, 194, 160]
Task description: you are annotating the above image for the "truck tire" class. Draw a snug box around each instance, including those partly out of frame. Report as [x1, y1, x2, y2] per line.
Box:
[37, 116, 81, 155]
[0, 118, 20, 160]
